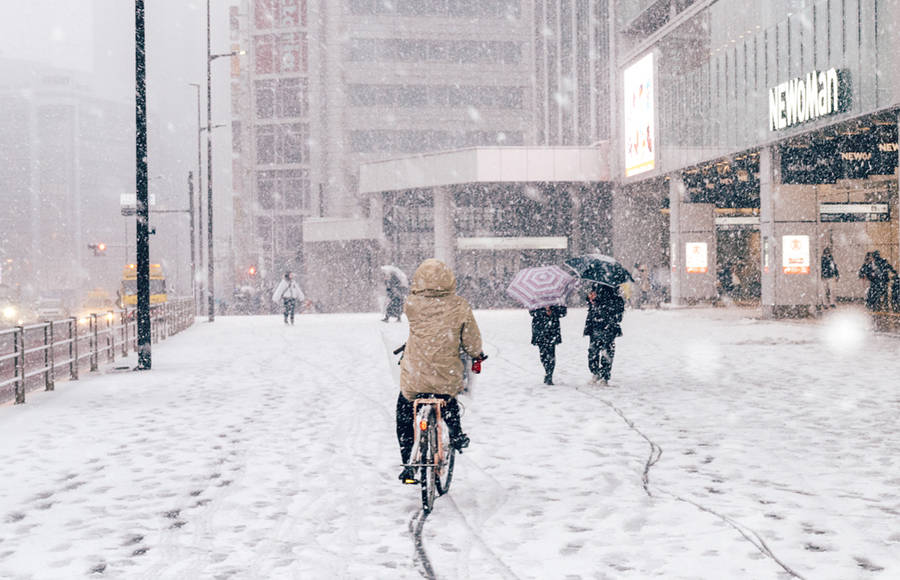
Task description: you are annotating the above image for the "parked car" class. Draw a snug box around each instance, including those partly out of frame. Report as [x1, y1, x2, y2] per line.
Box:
[0, 285, 35, 326]
[35, 297, 67, 320]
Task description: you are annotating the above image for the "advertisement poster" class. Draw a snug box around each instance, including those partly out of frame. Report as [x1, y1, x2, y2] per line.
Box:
[782, 235, 810, 274]
[624, 52, 655, 177]
[685, 242, 708, 274]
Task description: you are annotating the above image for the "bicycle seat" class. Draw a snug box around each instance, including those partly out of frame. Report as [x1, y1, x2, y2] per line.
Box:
[414, 393, 451, 401]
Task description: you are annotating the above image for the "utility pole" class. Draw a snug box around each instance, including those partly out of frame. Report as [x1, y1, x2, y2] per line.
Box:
[135, 0, 151, 370]
[204, 2, 244, 322]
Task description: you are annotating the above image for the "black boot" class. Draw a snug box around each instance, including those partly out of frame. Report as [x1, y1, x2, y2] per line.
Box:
[399, 466, 417, 484]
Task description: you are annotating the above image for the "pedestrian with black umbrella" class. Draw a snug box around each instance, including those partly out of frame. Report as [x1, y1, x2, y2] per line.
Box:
[584, 283, 624, 385]
[563, 254, 631, 386]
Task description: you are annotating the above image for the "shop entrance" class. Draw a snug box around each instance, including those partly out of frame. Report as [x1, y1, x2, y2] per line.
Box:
[716, 228, 761, 302]
[456, 248, 569, 308]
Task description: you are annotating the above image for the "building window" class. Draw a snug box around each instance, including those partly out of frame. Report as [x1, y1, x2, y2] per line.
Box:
[255, 0, 307, 29]
[257, 123, 309, 163]
[346, 84, 524, 108]
[257, 169, 311, 210]
[256, 126, 275, 164]
[256, 80, 276, 118]
[256, 78, 308, 119]
[254, 32, 307, 73]
[348, 0, 520, 18]
[346, 39, 521, 65]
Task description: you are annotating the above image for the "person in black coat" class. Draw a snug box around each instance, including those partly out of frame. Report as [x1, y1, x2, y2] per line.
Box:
[858, 251, 896, 311]
[382, 273, 406, 322]
[583, 284, 624, 385]
[820, 247, 839, 308]
[529, 305, 567, 385]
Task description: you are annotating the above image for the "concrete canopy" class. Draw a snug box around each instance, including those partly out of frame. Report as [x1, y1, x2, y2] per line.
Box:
[358, 145, 611, 194]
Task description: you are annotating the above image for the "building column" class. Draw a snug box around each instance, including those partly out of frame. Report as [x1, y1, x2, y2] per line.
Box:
[668, 173, 683, 306]
[569, 186, 583, 255]
[433, 187, 455, 271]
[759, 146, 778, 318]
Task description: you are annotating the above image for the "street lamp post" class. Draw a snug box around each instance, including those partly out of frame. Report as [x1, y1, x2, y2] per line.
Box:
[187, 171, 196, 305]
[134, 0, 151, 369]
[206, 0, 244, 322]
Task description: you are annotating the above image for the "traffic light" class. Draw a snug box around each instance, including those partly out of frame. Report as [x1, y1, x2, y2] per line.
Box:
[248, 265, 257, 277]
[88, 243, 107, 256]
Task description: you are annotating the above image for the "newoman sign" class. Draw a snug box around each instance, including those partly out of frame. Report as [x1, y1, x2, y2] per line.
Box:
[769, 68, 847, 131]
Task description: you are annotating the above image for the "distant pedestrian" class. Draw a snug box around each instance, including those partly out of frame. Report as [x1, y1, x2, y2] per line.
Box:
[858, 251, 896, 311]
[272, 271, 304, 325]
[584, 284, 625, 385]
[382, 271, 406, 322]
[718, 263, 735, 299]
[820, 247, 839, 308]
[633, 263, 652, 309]
[529, 305, 567, 385]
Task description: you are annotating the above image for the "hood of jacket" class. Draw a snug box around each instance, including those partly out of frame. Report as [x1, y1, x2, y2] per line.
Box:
[410, 259, 456, 298]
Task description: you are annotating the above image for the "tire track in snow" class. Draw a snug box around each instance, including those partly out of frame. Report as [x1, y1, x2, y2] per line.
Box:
[488, 338, 808, 580]
[572, 386, 807, 580]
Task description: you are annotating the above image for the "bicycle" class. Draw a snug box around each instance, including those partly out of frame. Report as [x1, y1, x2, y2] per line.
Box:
[406, 393, 455, 514]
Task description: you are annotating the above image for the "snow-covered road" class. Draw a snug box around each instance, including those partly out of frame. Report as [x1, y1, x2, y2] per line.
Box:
[0, 307, 898, 579]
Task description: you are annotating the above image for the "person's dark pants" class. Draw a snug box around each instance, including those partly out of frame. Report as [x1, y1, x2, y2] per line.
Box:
[537, 342, 556, 379]
[385, 296, 403, 321]
[866, 283, 887, 311]
[588, 334, 616, 380]
[396, 392, 462, 464]
[283, 298, 296, 323]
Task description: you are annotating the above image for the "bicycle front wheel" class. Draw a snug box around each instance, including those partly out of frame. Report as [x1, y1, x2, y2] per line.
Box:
[435, 421, 455, 496]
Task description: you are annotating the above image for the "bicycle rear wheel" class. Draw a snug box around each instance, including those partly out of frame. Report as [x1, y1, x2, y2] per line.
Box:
[420, 413, 437, 514]
[435, 420, 455, 496]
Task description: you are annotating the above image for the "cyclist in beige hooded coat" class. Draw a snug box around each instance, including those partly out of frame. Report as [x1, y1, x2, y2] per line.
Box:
[396, 258, 485, 482]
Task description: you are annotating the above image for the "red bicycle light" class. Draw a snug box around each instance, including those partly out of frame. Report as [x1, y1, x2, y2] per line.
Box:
[419, 419, 428, 431]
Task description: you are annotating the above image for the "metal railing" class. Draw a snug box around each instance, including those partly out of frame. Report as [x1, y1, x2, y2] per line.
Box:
[0, 297, 195, 405]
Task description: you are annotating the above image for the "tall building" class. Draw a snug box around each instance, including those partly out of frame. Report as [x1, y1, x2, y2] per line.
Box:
[533, 0, 611, 146]
[230, 0, 535, 309]
[0, 58, 133, 305]
[609, 0, 900, 315]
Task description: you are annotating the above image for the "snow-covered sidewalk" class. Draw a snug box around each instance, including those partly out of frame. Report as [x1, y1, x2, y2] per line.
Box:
[0, 307, 898, 579]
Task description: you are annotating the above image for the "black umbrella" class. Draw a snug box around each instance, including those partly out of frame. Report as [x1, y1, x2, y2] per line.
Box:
[564, 254, 634, 287]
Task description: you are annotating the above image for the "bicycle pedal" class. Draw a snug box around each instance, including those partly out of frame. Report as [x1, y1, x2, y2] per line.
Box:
[402, 477, 419, 485]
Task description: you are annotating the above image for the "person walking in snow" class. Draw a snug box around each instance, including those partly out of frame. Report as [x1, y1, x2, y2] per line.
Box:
[396, 259, 485, 484]
[820, 247, 840, 309]
[858, 251, 896, 311]
[272, 271, 304, 325]
[584, 284, 624, 385]
[382, 271, 406, 322]
[530, 305, 566, 385]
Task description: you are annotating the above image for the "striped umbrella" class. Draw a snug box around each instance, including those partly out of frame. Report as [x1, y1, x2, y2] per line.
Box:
[506, 265, 577, 310]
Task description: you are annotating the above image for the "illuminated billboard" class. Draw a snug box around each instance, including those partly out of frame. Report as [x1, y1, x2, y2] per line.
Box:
[685, 242, 708, 274]
[624, 52, 655, 177]
[782, 235, 810, 274]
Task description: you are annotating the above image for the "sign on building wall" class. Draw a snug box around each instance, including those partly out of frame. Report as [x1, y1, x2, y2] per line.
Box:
[819, 203, 890, 222]
[685, 242, 708, 273]
[782, 235, 810, 274]
[624, 53, 655, 177]
[769, 68, 848, 132]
